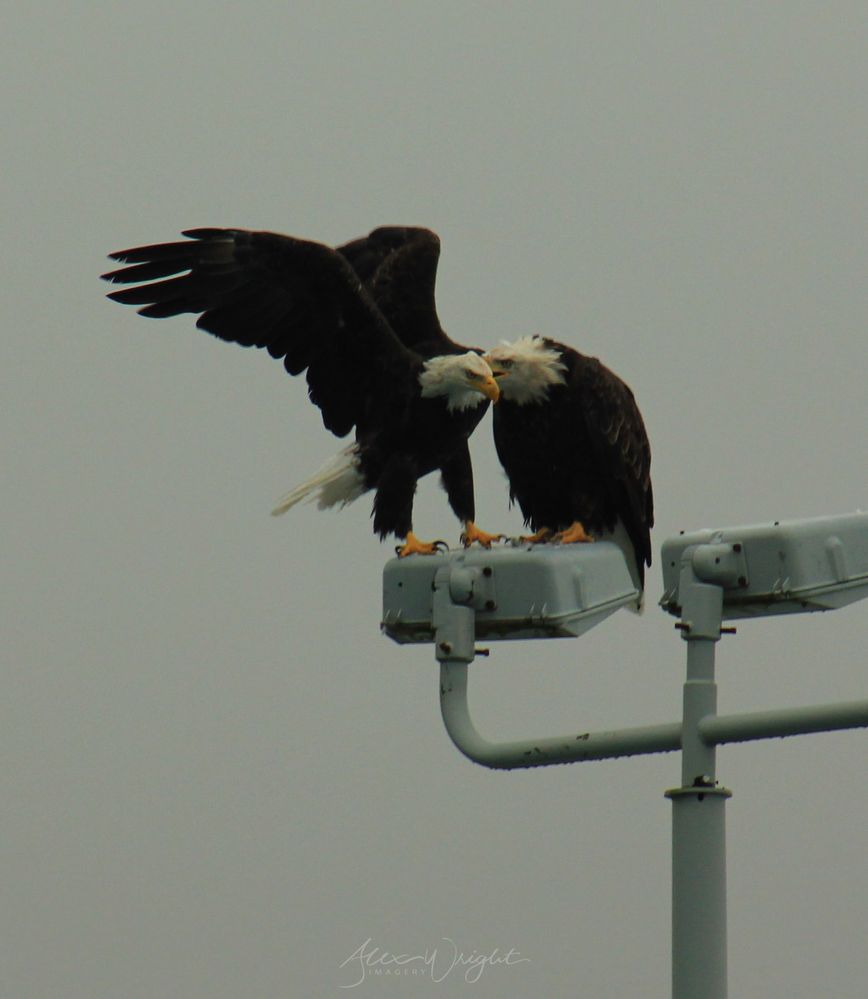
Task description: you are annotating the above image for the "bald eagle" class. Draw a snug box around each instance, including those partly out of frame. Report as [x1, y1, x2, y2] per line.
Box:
[102, 226, 501, 556]
[485, 336, 653, 601]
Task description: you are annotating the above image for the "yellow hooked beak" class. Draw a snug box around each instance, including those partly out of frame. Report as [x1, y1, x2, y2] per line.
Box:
[478, 373, 501, 403]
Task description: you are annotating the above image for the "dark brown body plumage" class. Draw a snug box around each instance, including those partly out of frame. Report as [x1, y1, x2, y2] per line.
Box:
[493, 339, 653, 585]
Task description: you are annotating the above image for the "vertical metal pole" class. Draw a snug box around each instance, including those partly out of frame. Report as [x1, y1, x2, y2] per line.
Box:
[666, 559, 731, 999]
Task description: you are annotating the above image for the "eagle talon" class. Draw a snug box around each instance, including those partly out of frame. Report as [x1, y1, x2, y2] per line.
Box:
[552, 521, 595, 545]
[518, 527, 554, 544]
[396, 532, 449, 558]
[460, 521, 506, 549]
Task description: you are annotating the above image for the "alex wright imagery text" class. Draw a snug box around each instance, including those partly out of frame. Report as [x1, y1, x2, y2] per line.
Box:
[338, 937, 531, 987]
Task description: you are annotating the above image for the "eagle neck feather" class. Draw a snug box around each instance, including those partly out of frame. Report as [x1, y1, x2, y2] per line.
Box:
[418, 353, 491, 413]
[495, 335, 568, 405]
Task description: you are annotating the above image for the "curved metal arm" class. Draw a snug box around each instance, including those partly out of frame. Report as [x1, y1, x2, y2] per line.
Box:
[424, 539, 868, 771]
[439, 661, 682, 769]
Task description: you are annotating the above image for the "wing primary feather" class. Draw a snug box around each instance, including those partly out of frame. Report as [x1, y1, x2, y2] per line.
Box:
[101, 259, 193, 284]
[105, 277, 201, 306]
[107, 240, 201, 264]
[136, 299, 196, 320]
[181, 227, 234, 240]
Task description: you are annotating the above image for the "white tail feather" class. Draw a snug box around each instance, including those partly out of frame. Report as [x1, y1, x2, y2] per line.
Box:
[271, 446, 366, 516]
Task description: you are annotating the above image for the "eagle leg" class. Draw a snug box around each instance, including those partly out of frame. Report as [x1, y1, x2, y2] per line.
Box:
[395, 532, 449, 558]
[460, 521, 505, 549]
[552, 521, 595, 545]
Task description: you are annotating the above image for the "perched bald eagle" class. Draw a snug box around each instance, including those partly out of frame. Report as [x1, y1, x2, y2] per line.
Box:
[486, 336, 653, 601]
[102, 226, 501, 556]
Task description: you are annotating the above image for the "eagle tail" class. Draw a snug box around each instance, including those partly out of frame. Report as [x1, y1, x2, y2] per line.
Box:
[271, 445, 366, 516]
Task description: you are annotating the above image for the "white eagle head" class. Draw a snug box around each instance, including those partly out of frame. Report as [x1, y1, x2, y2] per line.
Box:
[485, 335, 567, 405]
[418, 351, 500, 411]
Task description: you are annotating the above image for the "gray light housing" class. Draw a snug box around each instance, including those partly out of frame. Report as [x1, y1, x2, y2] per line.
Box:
[660, 511, 868, 620]
[382, 541, 639, 644]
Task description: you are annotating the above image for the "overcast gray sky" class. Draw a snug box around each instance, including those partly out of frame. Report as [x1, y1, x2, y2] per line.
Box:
[4, 3, 867, 996]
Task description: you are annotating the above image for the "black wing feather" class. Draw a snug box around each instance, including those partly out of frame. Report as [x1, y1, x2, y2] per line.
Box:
[102, 228, 421, 439]
[337, 227, 469, 357]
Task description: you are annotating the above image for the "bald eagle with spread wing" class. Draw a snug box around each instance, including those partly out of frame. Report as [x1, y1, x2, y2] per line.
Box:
[102, 226, 501, 556]
[486, 336, 653, 602]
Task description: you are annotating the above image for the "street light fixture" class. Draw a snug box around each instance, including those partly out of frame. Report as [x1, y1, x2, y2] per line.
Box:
[382, 511, 868, 999]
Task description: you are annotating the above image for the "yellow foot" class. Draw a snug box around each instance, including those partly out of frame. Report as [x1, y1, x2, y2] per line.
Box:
[395, 532, 449, 558]
[460, 521, 506, 549]
[552, 521, 595, 545]
[519, 527, 554, 544]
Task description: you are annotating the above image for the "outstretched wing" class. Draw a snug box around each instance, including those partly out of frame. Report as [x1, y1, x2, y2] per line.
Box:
[102, 228, 421, 438]
[337, 227, 467, 357]
[569, 350, 654, 567]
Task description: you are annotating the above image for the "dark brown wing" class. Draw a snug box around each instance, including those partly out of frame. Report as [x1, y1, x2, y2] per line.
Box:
[337, 227, 467, 357]
[102, 228, 421, 438]
[562, 344, 654, 568]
